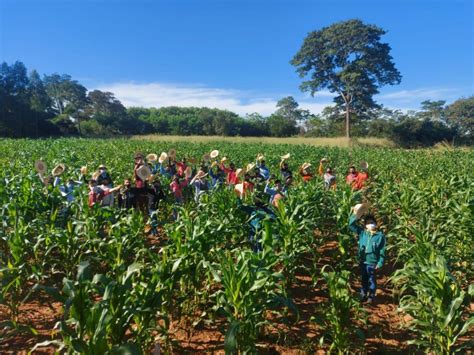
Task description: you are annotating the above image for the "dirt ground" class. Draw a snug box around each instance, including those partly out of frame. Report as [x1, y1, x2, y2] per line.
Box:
[0, 238, 461, 354]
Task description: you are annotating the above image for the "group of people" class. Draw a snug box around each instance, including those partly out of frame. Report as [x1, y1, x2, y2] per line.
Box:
[35, 150, 370, 213]
[35, 149, 384, 303]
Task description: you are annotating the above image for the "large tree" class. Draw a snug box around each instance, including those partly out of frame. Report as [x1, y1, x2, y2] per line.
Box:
[291, 19, 402, 138]
[445, 96, 474, 141]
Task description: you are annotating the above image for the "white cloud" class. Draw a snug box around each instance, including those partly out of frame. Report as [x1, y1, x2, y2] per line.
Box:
[94, 81, 333, 116]
[378, 88, 459, 102]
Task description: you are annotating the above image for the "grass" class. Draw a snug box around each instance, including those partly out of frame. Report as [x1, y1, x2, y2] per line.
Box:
[130, 135, 396, 148]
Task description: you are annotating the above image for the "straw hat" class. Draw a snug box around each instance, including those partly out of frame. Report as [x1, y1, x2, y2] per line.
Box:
[92, 170, 100, 181]
[202, 153, 211, 162]
[320, 157, 329, 163]
[194, 169, 208, 179]
[210, 150, 219, 159]
[281, 153, 290, 160]
[188, 157, 197, 164]
[34, 160, 47, 175]
[256, 154, 265, 161]
[235, 168, 245, 178]
[98, 164, 107, 170]
[184, 166, 193, 179]
[158, 152, 168, 164]
[80, 166, 88, 175]
[147, 153, 158, 162]
[168, 149, 176, 159]
[353, 203, 371, 219]
[211, 161, 218, 168]
[52, 163, 66, 177]
[246, 163, 256, 172]
[301, 162, 312, 171]
[360, 161, 369, 170]
[234, 183, 244, 196]
[136, 165, 152, 181]
[221, 157, 227, 163]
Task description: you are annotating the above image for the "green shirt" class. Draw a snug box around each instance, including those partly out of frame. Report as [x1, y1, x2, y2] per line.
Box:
[349, 214, 386, 268]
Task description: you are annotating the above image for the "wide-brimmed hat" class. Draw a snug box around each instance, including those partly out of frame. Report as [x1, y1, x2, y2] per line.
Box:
[235, 168, 245, 178]
[281, 153, 290, 160]
[246, 163, 256, 172]
[301, 162, 312, 171]
[92, 170, 100, 181]
[80, 166, 88, 175]
[360, 161, 369, 170]
[136, 165, 152, 181]
[168, 149, 176, 159]
[184, 166, 193, 179]
[158, 152, 168, 164]
[147, 153, 158, 162]
[353, 202, 371, 219]
[210, 150, 219, 159]
[320, 157, 329, 163]
[194, 169, 208, 179]
[256, 154, 265, 161]
[221, 157, 227, 163]
[98, 164, 107, 170]
[34, 160, 47, 175]
[52, 163, 66, 176]
[234, 183, 244, 196]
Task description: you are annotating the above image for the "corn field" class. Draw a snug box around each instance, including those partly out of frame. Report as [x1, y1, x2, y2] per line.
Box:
[0, 138, 473, 353]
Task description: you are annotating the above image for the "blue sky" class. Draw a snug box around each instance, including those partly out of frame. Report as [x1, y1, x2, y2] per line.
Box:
[1, 0, 473, 115]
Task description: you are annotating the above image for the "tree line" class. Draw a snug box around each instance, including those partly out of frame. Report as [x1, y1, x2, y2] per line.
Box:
[1, 60, 472, 146]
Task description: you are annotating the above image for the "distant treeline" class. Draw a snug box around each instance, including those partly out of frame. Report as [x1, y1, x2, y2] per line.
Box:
[1, 61, 472, 146]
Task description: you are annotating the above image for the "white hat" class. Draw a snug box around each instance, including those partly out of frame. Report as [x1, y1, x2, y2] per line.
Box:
[34, 160, 47, 175]
[221, 157, 228, 163]
[301, 162, 312, 171]
[281, 153, 290, 160]
[353, 203, 371, 219]
[52, 163, 66, 177]
[136, 165, 152, 181]
[158, 152, 168, 164]
[234, 183, 244, 196]
[360, 161, 369, 170]
[147, 153, 158, 162]
[210, 150, 219, 159]
[256, 154, 265, 161]
[235, 168, 244, 178]
[246, 163, 256, 172]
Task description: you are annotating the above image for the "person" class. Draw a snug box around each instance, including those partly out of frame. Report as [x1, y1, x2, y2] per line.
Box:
[190, 169, 210, 203]
[175, 158, 187, 177]
[243, 173, 255, 195]
[299, 163, 313, 183]
[170, 174, 189, 204]
[256, 157, 270, 180]
[264, 179, 285, 207]
[280, 161, 292, 181]
[97, 165, 113, 186]
[237, 194, 276, 252]
[356, 168, 369, 190]
[221, 160, 240, 186]
[349, 208, 386, 303]
[209, 162, 225, 188]
[318, 162, 336, 189]
[118, 178, 135, 209]
[88, 179, 121, 208]
[133, 153, 150, 213]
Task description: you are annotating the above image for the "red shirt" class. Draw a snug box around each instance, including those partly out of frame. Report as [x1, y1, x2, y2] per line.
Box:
[176, 161, 187, 177]
[134, 163, 145, 188]
[221, 164, 240, 185]
[170, 179, 188, 199]
[354, 171, 369, 190]
[88, 187, 111, 207]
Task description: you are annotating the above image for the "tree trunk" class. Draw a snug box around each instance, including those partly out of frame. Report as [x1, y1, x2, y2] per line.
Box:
[345, 103, 350, 139]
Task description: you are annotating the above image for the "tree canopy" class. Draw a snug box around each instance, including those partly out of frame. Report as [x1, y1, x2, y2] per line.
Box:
[291, 19, 402, 138]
